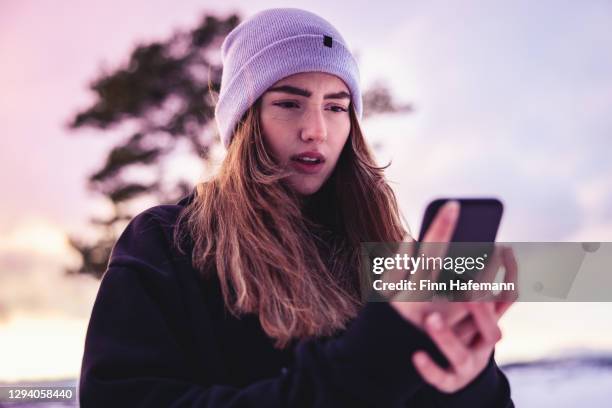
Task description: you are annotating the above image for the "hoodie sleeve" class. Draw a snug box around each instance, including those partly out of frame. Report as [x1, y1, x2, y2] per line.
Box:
[409, 351, 514, 408]
[79, 207, 512, 408]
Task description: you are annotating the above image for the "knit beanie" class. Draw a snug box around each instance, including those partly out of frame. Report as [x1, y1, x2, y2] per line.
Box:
[215, 8, 363, 148]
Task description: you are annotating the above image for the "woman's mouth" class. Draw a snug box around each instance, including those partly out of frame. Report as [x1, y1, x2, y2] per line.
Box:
[290, 151, 326, 174]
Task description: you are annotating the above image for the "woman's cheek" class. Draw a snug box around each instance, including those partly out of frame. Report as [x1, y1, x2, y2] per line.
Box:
[332, 128, 350, 159]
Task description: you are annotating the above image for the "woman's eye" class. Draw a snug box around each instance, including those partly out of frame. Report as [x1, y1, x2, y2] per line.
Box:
[328, 106, 348, 113]
[273, 102, 347, 113]
[274, 101, 299, 109]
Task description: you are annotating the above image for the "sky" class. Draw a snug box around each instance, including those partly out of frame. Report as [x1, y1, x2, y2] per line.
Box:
[1, 0, 612, 382]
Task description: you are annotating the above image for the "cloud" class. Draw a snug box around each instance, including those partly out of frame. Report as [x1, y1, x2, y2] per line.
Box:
[0, 219, 99, 322]
[356, 1, 612, 241]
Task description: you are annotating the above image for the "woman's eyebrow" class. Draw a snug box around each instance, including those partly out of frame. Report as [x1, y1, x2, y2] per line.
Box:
[266, 85, 350, 100]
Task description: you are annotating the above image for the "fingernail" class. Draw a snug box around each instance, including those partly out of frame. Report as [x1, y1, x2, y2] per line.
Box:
[427, 313, 443, 330]
[443, 201, 460, 221]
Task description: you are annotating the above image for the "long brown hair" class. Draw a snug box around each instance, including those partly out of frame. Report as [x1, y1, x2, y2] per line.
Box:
[174, 100, 409, 348]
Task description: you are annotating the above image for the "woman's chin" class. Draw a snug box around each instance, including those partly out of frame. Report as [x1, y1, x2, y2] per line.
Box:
[287, 176, 325, 196]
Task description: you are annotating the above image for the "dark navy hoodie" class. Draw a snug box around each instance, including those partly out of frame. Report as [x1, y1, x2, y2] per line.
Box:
[79, 192, 514, 407]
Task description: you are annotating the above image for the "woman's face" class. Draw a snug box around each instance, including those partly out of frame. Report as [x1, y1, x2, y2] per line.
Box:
[259, 72, 352, 196]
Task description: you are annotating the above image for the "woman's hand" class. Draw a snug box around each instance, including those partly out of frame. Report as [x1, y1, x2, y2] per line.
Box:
[412, 246, 518, 393]
[412, 302, 501, 393]
[387, 200, 518, 392]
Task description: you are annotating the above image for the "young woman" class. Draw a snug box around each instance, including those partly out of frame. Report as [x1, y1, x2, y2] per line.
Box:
[79, 8, 515, 407]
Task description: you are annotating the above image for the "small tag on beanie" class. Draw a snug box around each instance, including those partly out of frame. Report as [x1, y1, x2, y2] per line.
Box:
[323, 35, 333, 47]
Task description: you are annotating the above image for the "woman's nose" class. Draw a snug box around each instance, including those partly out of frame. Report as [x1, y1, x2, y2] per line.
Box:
[299, 108, 327, 143]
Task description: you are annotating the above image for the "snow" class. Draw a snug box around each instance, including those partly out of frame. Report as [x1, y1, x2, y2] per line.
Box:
[1, 356, 611, 407]
[503, 355, 612, 407]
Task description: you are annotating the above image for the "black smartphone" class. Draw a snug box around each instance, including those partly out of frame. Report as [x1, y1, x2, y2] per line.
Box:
[418, 198, 504, 242]
[417, 198, 504, 299]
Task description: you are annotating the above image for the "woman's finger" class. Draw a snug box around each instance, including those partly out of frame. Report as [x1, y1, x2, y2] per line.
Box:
[453, 315, 478, 345]
[443, 304, 471, 327]
[468, 246, 504, 302]
[467, 303, 502, 350]
[494, 246, 519, 317]
[412, 350, 455, 393]
[421, 201, 459, 263]
[422, 201, 460, 244]
[420, 201, 460, 284]
[495, 299, 513, 320]
[426, 300, 471, 327]
[478, 246, 503, 284]
[424, 313, 472, 371]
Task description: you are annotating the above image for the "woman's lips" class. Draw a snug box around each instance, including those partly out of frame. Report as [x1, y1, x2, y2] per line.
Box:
[290, 151, 326, 174]
[290, 159, 325, 174]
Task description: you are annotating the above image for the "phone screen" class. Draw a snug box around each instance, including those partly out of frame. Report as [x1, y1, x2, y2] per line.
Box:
[418, 198, 503, 242]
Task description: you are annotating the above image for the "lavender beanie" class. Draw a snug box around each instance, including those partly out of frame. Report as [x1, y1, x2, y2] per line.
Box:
[215, 8, 363, 148]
